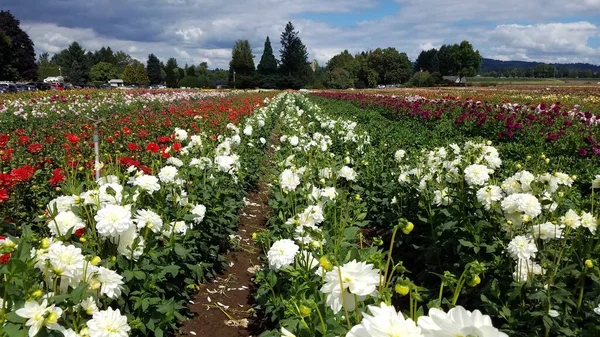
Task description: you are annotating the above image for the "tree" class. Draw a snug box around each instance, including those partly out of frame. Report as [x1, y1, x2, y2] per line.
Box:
[326, 50, 357, 73]
[178, 68, 185, 81]
[257, 36, 278, 75]
[165, 58, 179, 88]
[0, 10, 38, 81]
[113, 51, 133, 75]
[228, 39, 256, 88]
[146, 54, 162, 85]
[408, 71, 435, 87]
[122, 60, 149, 86]
[90, 62, 119, 82]
[58, 42, 90, 84]
[414, 48, 439, 73]
[37, 52, 51, 67]
[367, 47, 413, 84]
[354, 52, 378, 88]
[279, 21, 310, 86]
[0, 29, 16, 80]
[437, 41, 482, 77]
[187, 65, 196, 77]
[67, 60, 87, 85]
[324, 68, 354, 89]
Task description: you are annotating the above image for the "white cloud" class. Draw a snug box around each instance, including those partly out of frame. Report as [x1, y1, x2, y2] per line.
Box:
[9, 0, 600, 68]
[489, 22, 600, 62]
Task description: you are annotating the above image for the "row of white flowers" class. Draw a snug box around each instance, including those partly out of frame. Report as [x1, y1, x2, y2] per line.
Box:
[260, 93, 507, 337]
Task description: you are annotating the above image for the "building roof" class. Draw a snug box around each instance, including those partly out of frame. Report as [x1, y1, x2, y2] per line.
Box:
[109, 79, 124, 83]
[442, 76, 467, 84]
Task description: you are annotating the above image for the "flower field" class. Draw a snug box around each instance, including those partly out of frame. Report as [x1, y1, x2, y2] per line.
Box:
[2, 88, 600, 337]
[0, 89, 275, 336]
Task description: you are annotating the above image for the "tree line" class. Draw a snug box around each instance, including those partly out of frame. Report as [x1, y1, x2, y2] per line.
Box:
[1, 9, 492, 89]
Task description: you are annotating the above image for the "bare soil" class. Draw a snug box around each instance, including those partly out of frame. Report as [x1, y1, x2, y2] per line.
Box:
[178, 183, 270, 337]
[180, 130, 279, 337]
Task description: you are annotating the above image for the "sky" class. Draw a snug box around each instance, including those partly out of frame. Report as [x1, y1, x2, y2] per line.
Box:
[4, 0, 600, 69]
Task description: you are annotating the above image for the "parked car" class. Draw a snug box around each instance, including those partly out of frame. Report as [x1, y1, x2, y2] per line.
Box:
[0, 83, 18, 93]
[34, 82, 52, 91]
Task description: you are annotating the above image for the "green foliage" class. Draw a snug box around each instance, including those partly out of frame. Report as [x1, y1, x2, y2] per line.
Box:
[90, 61, 119, 82]
[165, 58, 179, 88]
[186, 64, 196, 77]
[326, 50, 357, 73]
[122, 60, 150, 86]
[408, 71, 435, 87]
[324, 68, 354, 89]
[367, 47, 413, 84]
[414, 48, 439, 73]
[229, 39, 256, 88]
[257, 36, 278, 75]
[437, 41, 482, 77]
[54, 42, 91, 84]
[0, 10, 38, 81]
[279, 22, 310, 87]
[146, 54, 162, 85]
[178, 75, 214, 88]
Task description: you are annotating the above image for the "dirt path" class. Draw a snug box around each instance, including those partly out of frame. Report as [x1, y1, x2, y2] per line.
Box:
[179, 184, 269, 337]
[180, 131, 278, 337]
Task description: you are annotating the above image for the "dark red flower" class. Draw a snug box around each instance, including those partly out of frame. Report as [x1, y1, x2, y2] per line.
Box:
[74, 228, 86, 237]
[0, 134, 9, 147]
[119, 157, 140, 168]
[0, 189, 8, 203]
[66, 134, 80, 144]
[578, 148, 588, 157]
[157, 136, 171, 143]
[18, 135, 30, 145]
[0, 253, 10, 265]
[1, 148, 13, 162]
[10, 165, 35, 183]
[27, 143, 43, 154]
[146, 142, 159, 153]
[127, 143, 141, 151]
[49, 168, 66, 186]
[137, 130, 149, 138]
[140, 165, 152, 174]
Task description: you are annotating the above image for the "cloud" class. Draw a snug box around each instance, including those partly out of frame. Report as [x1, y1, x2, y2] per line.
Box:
[489, 22, 600, 62]
[5, 0, 600, 68]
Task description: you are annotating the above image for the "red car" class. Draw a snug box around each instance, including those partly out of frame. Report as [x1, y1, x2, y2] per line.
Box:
[51, 83, 65, 91]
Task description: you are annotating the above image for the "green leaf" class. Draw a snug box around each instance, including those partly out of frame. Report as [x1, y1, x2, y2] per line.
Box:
[458, 239, 473, 248]
[174, 244, 187, 258]
[162, 265, 180, 277]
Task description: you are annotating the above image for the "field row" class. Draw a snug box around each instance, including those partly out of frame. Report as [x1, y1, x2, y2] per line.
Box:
[0, 91, 274, 337]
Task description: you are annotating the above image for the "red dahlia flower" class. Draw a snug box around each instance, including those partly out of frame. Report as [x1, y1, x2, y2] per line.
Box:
[146, 142, 160, 153]
[66, 134, 80, 143]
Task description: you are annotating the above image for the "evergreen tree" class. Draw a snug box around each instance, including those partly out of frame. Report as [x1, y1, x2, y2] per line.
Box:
[414, 48, 439, 73]
[279, 22, 310, 88]
[122, 60, 149, 86]
[187, 65, 196, 77]
[0, 10, 38, 80]
[0, 29, 16, 80]
[37, 52, 51, 67]
[165, 57, 179, 88]
[146, 54, 162, 85]
[59, 42, 90, 84]
[257, 36, 278, 75]
[228, 39, 256, 88]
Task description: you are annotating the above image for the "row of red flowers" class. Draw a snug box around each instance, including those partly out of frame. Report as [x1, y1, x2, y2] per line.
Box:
[0, 93, 272, 228]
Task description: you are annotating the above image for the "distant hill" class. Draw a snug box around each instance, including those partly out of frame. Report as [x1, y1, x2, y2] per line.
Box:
[481, 58, 600, 73]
